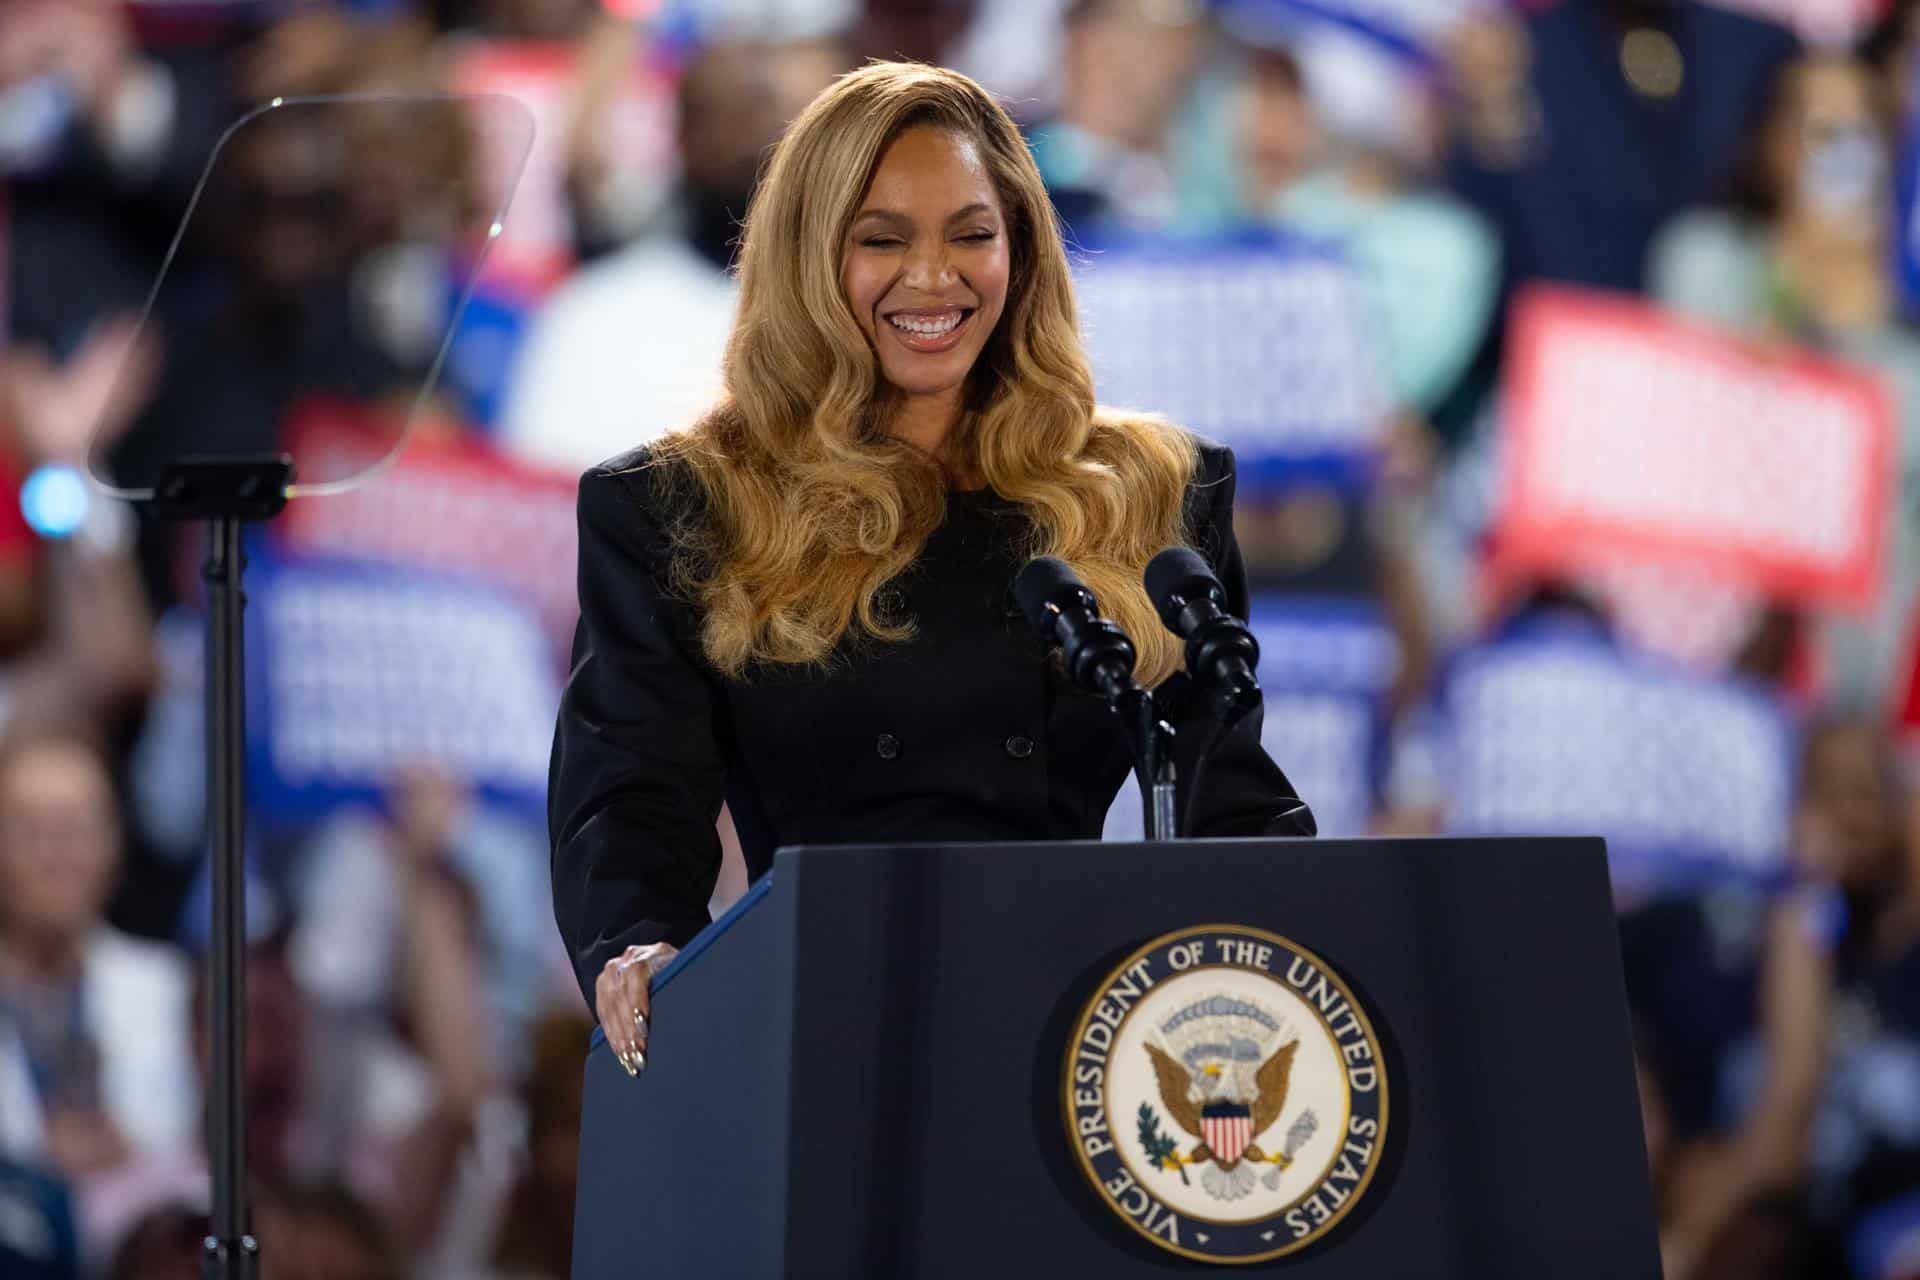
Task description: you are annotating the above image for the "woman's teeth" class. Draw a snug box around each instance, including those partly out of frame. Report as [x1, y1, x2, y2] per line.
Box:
[888, 311, 964, 336]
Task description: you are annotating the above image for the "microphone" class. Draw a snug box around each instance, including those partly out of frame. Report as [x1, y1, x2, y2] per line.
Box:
[1144, 547, 1261, 720]
[1015, 555, 1180, 839]
[1013, 556, 1138, 700]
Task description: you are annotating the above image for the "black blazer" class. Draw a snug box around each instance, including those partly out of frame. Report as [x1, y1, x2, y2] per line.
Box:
[548, 438, 1314, 1004]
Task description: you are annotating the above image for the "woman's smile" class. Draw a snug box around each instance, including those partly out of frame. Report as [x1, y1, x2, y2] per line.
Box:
[883, 305, 977, 353]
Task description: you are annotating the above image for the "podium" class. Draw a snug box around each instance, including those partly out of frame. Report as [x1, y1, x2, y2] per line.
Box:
[573, 838, 1662, 1277]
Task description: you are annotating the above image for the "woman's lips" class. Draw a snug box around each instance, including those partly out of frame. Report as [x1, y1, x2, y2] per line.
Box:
[883, 307, 975, 354]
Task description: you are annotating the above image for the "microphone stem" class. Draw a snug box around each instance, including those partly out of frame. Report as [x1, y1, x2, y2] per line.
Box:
[1114, 686, 1178, 841]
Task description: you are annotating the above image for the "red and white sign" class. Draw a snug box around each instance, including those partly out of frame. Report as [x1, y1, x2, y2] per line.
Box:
[275, 398, 580, 656]
[1496, 286, 1894, 611]
[451, 40, 677, 294]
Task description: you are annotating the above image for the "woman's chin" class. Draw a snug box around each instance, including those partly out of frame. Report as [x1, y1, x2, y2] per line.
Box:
[878, 360, 974, 403]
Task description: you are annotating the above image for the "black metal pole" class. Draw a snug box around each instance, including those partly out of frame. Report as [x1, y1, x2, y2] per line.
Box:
[1113, 686, 1178, 841]
[202, 514, 257, 1280]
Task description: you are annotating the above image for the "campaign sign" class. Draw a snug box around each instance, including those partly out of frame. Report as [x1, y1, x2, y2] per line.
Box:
[275, 398, 580, 655]
[1498, 286, 1894, 609]
[1434, 620, 1796, 887]
[245, 550, 559, 825]
[1074, 231, 1390, 493]
[1105, 594, 1393, 840]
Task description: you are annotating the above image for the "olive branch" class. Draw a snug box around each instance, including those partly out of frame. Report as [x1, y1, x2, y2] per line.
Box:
[1137, 1102, 1189, 1185]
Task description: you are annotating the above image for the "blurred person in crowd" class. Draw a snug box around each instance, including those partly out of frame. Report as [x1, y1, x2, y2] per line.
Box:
[1658, 717, 1920, 1278]
[1446, 0, 1797, 297]
[0, 730, 198, 1240]
[1650, 51, 1920, 711]
[489, 1006, 593, 1280]
[254, 1182, 403, 1280]
[1217, 39, 1450, 714]
[0, 1156, 79, 1279]
[853, 0, 978, 66]
[77, 938, 316, 1265]
[501, 36, 837, 471]
[1026, 0, 1211, 232]
[288, 768, 552, 1265]
[476, 0, 603, 41]
[1238, 35, 1498, 428]
[1864, 0, 1920, 119]
[0, 0, 234, 353]
[944, 0, 1072, 114]
[103, 1203, 203, 1280]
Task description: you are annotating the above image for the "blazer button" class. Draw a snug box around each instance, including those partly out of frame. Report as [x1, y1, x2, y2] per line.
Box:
[1004, 735, 1035, 759]
[876, 733, 901, 760]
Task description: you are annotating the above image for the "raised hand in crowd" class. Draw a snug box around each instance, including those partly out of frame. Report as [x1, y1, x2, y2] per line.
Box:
[0, 0, 137, 128]
[0, 320, 158, 722]
[2, 313, 159, 463]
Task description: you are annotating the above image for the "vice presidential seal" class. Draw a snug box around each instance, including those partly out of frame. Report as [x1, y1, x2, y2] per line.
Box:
[1062, 925, 1389, 1264]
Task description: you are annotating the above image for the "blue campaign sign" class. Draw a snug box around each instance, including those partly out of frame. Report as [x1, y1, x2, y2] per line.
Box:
[1432, 621, 1796, 888]
[1105, 593, 1393, 840]
[1073, 229, 1390, 493]
[1252, 595, 1395, 839]
[244, 550, 560, 826]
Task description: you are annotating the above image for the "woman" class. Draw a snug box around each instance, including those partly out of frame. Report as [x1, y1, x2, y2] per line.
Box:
[549, 62, 1314, 1073]
[1649, 51, 1920, 708]
[0, 729, 197, 1206]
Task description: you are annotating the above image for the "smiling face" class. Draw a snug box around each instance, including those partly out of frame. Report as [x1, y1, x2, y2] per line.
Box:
[841, 125, 1012, 409]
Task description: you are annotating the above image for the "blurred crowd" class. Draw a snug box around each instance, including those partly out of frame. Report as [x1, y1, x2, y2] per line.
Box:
[2, 0, 1920, 1276]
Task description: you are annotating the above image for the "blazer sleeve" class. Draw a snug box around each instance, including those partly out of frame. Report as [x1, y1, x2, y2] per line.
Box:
[549, 463, 727, 1008]
[1174, 442, 1317, 839]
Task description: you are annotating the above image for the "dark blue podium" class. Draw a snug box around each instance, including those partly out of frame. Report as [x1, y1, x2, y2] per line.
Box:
[573, 838, 1662, 1277]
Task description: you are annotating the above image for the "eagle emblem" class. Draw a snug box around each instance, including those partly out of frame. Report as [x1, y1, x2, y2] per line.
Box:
[1139, 994, 1320, 1202]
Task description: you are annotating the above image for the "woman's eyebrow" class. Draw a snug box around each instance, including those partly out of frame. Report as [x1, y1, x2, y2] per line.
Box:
[851, 203, 998, 227]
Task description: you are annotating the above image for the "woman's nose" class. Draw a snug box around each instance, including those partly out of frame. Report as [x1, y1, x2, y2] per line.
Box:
[902, 242, 958, 290]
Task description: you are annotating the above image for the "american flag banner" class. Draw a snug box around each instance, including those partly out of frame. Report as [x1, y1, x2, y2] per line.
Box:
[1497, 286, 1894, 610]
[1433, 621, 1797, 888]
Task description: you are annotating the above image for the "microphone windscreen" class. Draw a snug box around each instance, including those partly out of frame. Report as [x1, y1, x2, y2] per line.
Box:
[1144, 546, 1219, 626]
[1013, 556, 1083, 634]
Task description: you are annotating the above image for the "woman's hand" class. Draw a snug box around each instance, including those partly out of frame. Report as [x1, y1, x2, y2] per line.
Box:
[596, 941, 677, 1077]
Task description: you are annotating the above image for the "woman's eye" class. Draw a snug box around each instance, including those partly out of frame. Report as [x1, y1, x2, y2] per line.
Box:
[958, 231, 998, 243]
[861, 237, 905, 248]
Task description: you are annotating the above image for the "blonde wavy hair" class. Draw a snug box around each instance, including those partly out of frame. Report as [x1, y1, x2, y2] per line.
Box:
[651, 61, 1197, 683]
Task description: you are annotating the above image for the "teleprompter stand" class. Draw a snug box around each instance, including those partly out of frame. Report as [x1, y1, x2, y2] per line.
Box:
[149, 456, 294, 1280]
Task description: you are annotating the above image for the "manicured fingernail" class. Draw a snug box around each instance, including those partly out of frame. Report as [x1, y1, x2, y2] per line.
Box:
[619, 1052, 637, 1078]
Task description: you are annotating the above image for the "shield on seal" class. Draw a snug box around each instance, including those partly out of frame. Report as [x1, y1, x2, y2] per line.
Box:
[1201, 1103, 1253, 1165]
